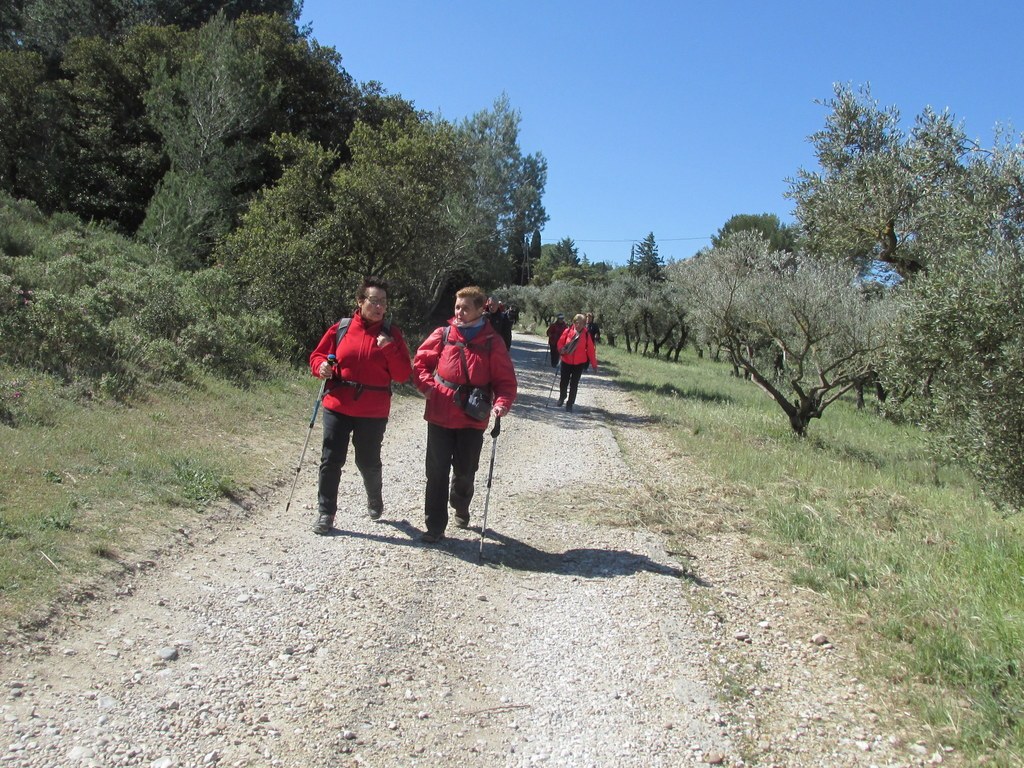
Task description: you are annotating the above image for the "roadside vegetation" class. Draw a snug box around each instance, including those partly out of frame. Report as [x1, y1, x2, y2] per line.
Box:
[600, 343, 1024, 766]
[0, 369, 317, 633]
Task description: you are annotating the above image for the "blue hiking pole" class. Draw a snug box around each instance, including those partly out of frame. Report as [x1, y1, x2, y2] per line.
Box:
[284, 354, 335, 514]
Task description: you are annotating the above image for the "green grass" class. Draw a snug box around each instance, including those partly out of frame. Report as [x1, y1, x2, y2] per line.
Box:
[0, 368, 319, 633]
[601, 344, 1024, 765]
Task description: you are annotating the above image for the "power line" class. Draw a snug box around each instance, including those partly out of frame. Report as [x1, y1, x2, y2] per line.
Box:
[570, 236, 711, 243]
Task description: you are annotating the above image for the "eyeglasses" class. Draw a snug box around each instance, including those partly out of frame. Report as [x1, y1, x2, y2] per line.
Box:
[362, 297, 387, 307]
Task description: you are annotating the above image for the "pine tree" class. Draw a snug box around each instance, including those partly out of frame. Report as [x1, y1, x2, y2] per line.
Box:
[629, 232, 665, 281]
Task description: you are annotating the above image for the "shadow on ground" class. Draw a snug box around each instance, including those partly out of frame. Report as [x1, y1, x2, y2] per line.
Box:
[328, 518, 711, 587]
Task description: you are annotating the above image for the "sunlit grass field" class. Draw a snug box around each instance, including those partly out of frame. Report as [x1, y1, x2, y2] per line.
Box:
[600, 343, 1024, 764]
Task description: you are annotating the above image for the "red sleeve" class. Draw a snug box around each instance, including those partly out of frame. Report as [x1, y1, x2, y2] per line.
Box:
[309, 324, 339, 376]
[382, 326, 413, 384]
[557, 327, 572, 351]
[487, 337, 518, 411]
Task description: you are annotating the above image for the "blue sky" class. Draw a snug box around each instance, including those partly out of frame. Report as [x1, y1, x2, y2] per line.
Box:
[298, 1, 1024, 266]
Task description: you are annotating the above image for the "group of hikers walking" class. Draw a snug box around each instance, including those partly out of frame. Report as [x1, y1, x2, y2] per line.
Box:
[303, 277, 599, 542]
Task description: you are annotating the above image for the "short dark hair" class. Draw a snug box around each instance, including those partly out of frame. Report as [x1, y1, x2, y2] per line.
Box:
[357, 276, 389, 302]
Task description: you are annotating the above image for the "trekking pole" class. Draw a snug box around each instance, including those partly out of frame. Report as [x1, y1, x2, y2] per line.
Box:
[478, 416, 502, 563]
[546, 361, 560, 404]
[284, 354, 335, 514]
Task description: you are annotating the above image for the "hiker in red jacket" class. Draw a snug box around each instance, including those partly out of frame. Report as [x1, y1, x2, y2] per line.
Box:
[309, 277, 412, 535]
[556, 313, 598, 412]
[413, 286, 518, 543]
[546, 314, 568, 367]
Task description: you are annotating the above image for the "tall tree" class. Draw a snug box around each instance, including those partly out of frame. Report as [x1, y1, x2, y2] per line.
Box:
[221, 116, 469, 347]
[460, 94, 548, 284]
[791, 82, 1024, 505]
[139, 12, 280, 268]
[51, 27, 179, 231]
[628, 232, 665, 281]
[712, 213, 798, 253]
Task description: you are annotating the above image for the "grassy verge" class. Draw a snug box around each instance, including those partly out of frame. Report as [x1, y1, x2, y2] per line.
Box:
[0, 368, 319, 636]
[600, 344, 1024, 765]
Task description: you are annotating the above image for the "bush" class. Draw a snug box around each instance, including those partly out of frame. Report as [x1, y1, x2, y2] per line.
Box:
[0, 367, 74, 427]
[0, 197, 298, 403]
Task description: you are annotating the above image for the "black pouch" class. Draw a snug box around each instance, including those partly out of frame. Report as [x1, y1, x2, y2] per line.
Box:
[460, 386, 492, 421]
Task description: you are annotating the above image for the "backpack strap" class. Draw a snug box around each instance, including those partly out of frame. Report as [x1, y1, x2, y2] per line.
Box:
[438, 325, 492, 392]
[334, 317, 352, 353]
[334, 316, 391, 353]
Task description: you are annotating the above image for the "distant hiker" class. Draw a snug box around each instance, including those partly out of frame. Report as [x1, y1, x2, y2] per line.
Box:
[413, 286, 518, 543]
[309, 277, 412, 535]
[557, 313, 599, 412]
[546, 313, 568, 367]
[485, 296, 513, 350]
[585, 312, 601, 344]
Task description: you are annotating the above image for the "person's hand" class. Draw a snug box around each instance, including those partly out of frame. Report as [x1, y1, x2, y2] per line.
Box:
[317, 361, 333, 379]
[376, 333, 392, 348]
[492, 404, 507, 418]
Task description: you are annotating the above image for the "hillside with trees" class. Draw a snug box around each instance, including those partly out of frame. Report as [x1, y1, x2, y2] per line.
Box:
[2, 7, 1021, 510]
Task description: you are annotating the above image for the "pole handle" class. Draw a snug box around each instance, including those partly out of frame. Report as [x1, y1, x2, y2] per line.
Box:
[490, 415, 501, 438]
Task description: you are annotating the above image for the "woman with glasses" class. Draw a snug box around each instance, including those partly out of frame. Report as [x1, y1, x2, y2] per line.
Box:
[308, 277, 412, 535]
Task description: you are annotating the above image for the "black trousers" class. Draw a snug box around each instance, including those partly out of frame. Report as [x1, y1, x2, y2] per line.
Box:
[424, 422, 485, 534]
[318, 408, 388, 517]
[549, 345, 559, 367]
[559, 362, 587, 405]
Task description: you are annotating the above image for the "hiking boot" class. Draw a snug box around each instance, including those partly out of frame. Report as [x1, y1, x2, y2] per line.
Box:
[565, 403, 573, 412]
[454, 510, 470, 529]
[420, 531, 445, 544]
[368, 506, 383, 521]
[313, 513, 334, 535]
[556, 399, 564, 407]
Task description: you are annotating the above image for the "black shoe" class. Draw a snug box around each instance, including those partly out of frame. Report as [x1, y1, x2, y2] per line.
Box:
[557, 399, 564, 407]
[368, 506, 383, 521]
[566, 403, 573, 412]
[313, 514, 334, 535]
[420, 531, 445, 544]
[454, 511, 470, 529]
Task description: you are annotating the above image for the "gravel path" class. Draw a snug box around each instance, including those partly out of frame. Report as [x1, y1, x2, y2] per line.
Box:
[1, 334, 946, 767]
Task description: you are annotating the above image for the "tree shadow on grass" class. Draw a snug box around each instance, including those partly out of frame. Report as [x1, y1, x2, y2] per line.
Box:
[334, 518, 711, 587]
[611, 377, 734, 406]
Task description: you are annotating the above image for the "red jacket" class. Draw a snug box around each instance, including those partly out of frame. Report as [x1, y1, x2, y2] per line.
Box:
[547, 319, 567, 347]
[309, 311, 412, 419]
[558, 326, 598, 369]
[413, 319, 517, 429]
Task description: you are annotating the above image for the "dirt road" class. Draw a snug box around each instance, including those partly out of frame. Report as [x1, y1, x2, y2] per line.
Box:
[0, 334, 936, 767]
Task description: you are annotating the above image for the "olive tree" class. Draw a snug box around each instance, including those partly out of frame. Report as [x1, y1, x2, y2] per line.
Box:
[885, 240, 1024, 508]
[792, 83, 1024, 505]
[683, 232, 892, 436]
[787, 83, 990, 280]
